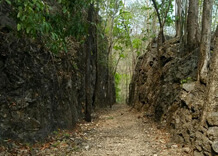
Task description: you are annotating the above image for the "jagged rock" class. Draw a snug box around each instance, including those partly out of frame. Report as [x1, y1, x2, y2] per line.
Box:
[195, 145, 202, 152]
[129, 36, 218, 154]
[212, 141, 218, 153]
[182, 82, 196, 92]
[195, 131, 211, 152]
[183, 147, 191, 153]
[0, 13, 115, 142]
[207, 112, 218, 126]
[207, 127, 218, 140]
[194, 150, 204, 156]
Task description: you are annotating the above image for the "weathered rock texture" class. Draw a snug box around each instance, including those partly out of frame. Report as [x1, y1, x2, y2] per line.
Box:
[129, 29, 218, 155]
[0, 4, 115, 142]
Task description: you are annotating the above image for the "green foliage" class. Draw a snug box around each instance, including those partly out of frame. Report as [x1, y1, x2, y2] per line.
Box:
[5, 0, 11, 4]
[114, 72, 131, 103]
[165, 15, 174, 26]
[151, 0, 174, 26]
[132, 38, 142, 56]
[141, 6, 152, 11]
[2, 0, 91, 53]
[15, 0, 50, 34]
[180, 77, 192, 84]
[132, 38, 142, 49]
[115, 73, 121, 102]
[119, 53, 125, 58]
[114, 45, 123, 51]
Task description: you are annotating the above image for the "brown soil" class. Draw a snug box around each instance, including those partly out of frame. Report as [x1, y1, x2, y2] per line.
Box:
[72, 104, 191, 156]
[0, 104, 192, 156]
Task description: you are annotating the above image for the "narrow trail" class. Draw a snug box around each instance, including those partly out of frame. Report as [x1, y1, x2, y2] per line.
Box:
[72, 104, 191, 156]
[0, 104, 192, 156]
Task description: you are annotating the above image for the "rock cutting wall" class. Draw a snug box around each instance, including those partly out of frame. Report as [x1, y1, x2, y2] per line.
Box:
[0, 4, 115, 142]
[129, 32, 218, 155]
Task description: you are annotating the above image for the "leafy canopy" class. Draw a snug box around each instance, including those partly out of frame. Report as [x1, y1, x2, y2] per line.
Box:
[1, 0, 92, 53]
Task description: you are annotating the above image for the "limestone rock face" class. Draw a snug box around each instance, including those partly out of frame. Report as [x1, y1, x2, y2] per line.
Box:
[207, 127, 218, 140]
[207, 113, 218, 126]
[212, 141, 218, 153]
[130, 35, 218, 155]
[0, 5, 115, 141]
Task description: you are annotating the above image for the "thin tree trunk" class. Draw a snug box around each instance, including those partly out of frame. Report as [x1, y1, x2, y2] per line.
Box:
[106, 0, 120, 108]
[151, 0, 163, 29]
[207, 26, 218, 113]
[198, 0, 214, 84]
[198, 0, 214, 126]
[200, 26, 217, 127]
[151, 0, 164, 45]
[151, 0, 172, 68]
[175, 0, 182, 37]
[85, 4, 95, 122]
[183, 0, 188, 45]
[113, 55, 122, 75]
[92, 10, 99, 109]
[125, 66, 128, 104]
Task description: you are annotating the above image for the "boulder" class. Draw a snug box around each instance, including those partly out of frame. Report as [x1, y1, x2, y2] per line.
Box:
[207, 127, 218, 140]
[207, 112, 218, 126]
[182, 82, 196, 92]
[212, 141, 218, 153]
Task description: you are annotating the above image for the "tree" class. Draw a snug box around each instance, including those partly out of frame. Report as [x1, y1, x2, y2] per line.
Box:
[187, 0, 200, 51]
[85, 4, 95, 122]
[151, 0, 173, 45]
[198, 0, 214, 84]
[175, 0, 182, 37]
[151, 0, 173, 69]
[206, 26, 218, 113]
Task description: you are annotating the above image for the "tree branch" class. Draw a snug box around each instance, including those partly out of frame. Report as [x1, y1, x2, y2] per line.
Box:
[151, 0, 162, 28]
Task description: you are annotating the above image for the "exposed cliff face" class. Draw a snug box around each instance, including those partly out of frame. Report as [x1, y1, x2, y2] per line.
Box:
[129, 33, 218, 155]
[0, 5, 115, 142]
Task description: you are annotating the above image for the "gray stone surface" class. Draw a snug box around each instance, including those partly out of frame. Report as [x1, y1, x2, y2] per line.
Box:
[207, 127, 218, 140]
[207, 112, 218, 126]
[182, 82, 196, 92]
[212, 141, 218, 153]
[194, 150, 204, 156]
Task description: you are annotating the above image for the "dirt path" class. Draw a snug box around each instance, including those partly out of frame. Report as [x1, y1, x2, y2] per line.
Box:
[72, 104, 191, 156]
[0, 104, 192, 156]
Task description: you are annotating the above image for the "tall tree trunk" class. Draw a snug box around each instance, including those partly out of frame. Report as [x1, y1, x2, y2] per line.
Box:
[113, 55, 121, 75]
[187, 0, 200, 51]
[198, 0, 214, 84]
[106, 0, 120, 108]
[200, 26, 217, 128]
[92, 10, 99, 109]
[182, 0, 188, 45]
[175, 0, 182, 37]
[85, 4, 95, 122]
[125, 66, 128, 104]
[199, 0, 214, 126]
[207, 26, 218, 112]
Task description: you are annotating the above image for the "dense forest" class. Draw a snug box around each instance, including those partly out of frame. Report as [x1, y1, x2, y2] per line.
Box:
[0, 0, 217, 155]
